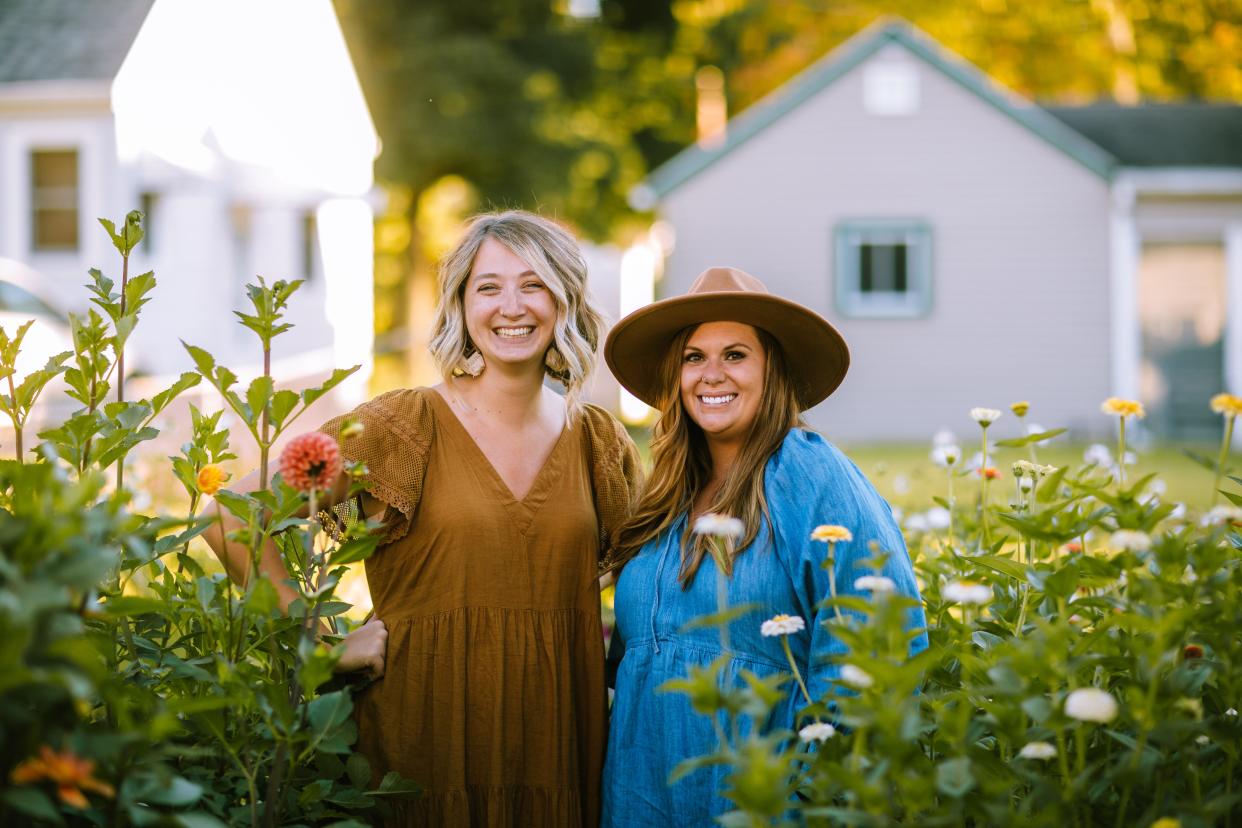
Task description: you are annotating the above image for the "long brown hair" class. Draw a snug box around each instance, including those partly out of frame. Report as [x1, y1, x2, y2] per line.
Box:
[606, 323, 804, 588]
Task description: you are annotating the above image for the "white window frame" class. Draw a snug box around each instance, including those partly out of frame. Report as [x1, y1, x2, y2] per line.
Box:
[833, 219, 933, 318]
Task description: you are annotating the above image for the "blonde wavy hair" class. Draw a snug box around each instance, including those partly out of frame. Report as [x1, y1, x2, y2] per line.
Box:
[429, 211, 606, 414]
[606, 324, 805, 587]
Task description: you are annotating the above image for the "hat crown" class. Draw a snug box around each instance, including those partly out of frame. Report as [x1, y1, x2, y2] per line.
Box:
[689, 266, 770, 296]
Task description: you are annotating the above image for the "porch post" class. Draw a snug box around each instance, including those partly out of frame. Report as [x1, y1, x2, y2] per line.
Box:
[1225, 222, 1242, 446]
[1109, 179, 1141, 403]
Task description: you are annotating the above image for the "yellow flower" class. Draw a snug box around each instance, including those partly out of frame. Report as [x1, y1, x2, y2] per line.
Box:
[1150, 819, 1181, 828]
[196, 464, 229, 495]
[1210, 393, 1242, 417]
[1010, 401, 1030, 417]
[1100, 397, 1145, 419]
[811, 524, 852, 543]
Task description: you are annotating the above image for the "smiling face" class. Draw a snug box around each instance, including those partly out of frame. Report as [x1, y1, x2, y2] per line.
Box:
[680, 321, 767, 447]
[463, 236, 558, 373]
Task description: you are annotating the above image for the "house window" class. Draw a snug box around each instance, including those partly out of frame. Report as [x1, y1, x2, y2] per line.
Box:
[301, 210, 318, 282]
[31, 149, 80, 251]
[833, 220, 932, 318]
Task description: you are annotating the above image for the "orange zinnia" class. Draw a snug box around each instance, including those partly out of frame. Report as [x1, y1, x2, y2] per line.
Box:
[10, 745, 114, 809]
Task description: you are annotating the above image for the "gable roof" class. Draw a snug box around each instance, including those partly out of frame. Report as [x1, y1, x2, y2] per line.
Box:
[643, 19, 1118, 199]
[0, 0, 154, 84]
[1045, 103, 1242, 167]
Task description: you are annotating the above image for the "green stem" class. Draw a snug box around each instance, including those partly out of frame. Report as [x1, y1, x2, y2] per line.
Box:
[1212, 414, 1234, 506]
[826, 544, 843, 622]
[116, 249, 129, 495]
[1117, 416, 1127, 487]
[781, 636, 813, 706]
[6, 373, 20, 463]
[981, 426, 991, 548]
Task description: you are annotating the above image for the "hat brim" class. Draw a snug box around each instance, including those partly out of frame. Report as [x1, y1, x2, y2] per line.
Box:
[604, 292, 850, 410]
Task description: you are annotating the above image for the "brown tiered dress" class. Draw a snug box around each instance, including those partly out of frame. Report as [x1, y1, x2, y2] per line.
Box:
[319, 388, 639, 827]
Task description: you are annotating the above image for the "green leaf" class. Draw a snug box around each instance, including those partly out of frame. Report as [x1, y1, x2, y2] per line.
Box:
[2, 787, 65, 825]
[270, 389, 300, 429]
[935, 756, 976, 797]
[368, 771, 421, 799]
[151, 371, 200, 416]
[964, 553, 1026, 581]
[346, 752, 372, 790]
[995, 428, 1066, 448]
[302, 366, 360, 408]
[139, 776, 203, 807]
[246, 375, 274, 423]
[678, 602, 761, 632]
[175, 814, 228, 828]
[331, 536, 381, 567]
[309, 690, 354, 735]
[103, 595, 165, 616]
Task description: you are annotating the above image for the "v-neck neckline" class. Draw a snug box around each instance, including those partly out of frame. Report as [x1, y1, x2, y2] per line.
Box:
[429, 388, 570, 506]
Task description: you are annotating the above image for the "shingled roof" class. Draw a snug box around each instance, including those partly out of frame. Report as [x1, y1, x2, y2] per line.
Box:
[0, 0, 154, 84]
[1044, 103, 1242, 167]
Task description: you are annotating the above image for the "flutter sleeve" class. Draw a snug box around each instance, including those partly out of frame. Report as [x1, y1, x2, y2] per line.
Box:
[580, 403, 643, 567]
[770, 430, 928, 709]
[316, 388, 435, 544]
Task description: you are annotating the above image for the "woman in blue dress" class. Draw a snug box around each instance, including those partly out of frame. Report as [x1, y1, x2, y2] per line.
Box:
[600, 266, 928, 826]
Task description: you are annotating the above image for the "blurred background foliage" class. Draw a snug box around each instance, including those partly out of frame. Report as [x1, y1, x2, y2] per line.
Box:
[332, 0, 1242, 387]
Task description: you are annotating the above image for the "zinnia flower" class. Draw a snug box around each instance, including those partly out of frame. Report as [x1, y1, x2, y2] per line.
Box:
[943, 580, 991, 605]
[798, 722, 836, 742]
[854, 575, 896, 593]
[978, 467, 1000, 480]
[278, 431, 343, 493]
[1010, 401, 1030, 417]
[1110, 529, 1152, 552]
[840, 664, 873, 688]
[1183, 644, 1204, 660]
[196, 463, 228, 495]
[1018, 741, 1056, 760]
[1101, 397, 1145, 419]
[1206, 505, 1242, 526]
[970, 407, 1002, 427]
[10, 745, 115, 809]
[1064, 687, 1118, 723]
[692, 512, 745, 539]
[811, 525, 852, 543]
[760, 614, 806, 637]
[1210, 393, 1242, 417]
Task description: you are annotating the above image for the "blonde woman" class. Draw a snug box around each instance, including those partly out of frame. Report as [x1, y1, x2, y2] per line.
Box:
[206, 211, 640, 826]
[599, 267, 926, 826]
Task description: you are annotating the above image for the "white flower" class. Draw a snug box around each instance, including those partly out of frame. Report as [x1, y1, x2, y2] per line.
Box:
[1196, 734, 1210, 745]
[1226, 708, 1238, 717]
[930, 445, 962, 468]
[693, 513, 744, 539]
[760, 614, 806, 637]
[1064, 688, 1118, 723]
[840, 664, 873, 688]
[854, 575, 896, 593]
[1169, 503, 1187, 522]
[966, 451, 985, 472]
[970, 407, 1002, 427]
[1083, 443, 1113, 467]
[893, 474, 910, 495]
[1206, 505, 1242, 525]
[905, 513, 930, 533]
[1019, 477, 1034, 492]
[798, 722, 836, 742]
[943, 581, 991, 605]
[1110, 530, 1152, 552]
[925, 507, 951, 530]
[932, 429, 958, 447]
[1018, 741, 1057, 760]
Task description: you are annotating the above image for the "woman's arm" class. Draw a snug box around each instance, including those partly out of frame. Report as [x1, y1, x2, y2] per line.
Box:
[201, 468, 389, 673]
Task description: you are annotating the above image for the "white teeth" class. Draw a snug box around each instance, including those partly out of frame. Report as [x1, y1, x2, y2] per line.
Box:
[496, 327, 533, 338]
[700, 394, 736, 406]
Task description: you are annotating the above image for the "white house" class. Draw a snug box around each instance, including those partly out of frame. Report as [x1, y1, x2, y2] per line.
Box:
[636, 20, 1242, 443]
[0, 0, 378, 407]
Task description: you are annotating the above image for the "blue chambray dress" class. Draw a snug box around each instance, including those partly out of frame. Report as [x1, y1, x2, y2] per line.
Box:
[601, 429, 928, 827]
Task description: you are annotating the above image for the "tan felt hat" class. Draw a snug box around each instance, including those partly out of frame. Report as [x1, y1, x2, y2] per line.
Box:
[604, 266, 850, 410]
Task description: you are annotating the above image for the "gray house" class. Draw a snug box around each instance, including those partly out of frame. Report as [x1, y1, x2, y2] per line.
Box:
[638, 20, 1242, 443]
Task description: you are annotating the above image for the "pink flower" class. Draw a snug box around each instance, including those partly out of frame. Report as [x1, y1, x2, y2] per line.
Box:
[279, 432, 342, 493]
